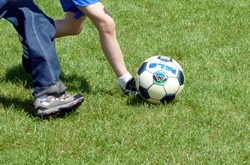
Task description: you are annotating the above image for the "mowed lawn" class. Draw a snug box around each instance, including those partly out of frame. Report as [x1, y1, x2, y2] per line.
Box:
[0, 0, 249, 164]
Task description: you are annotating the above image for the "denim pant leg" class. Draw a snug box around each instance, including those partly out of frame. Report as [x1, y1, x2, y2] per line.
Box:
[0, 0, 67, 98]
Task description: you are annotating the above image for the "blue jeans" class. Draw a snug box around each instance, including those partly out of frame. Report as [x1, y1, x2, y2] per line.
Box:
[0, 0, 66, 98]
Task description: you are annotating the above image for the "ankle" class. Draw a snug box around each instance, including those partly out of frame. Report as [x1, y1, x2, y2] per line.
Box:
[117, 72, 132, 90]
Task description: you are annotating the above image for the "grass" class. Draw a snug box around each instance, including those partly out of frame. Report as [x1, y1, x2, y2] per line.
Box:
[0, 0, 250, 164]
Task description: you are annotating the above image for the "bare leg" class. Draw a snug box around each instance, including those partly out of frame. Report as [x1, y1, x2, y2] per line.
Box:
[55, 12, 86, 37]
[80, 3, 129, 77]
[55, 2, 129, 78]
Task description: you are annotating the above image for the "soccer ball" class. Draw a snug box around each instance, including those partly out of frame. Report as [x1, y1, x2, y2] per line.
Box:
[135, 55, 185, 104]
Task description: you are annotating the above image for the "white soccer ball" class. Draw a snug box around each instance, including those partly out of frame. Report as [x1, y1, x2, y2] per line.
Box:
[135, 55, 185, 104]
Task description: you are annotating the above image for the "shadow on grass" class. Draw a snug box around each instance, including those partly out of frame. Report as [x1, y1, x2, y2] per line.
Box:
[60, 72, 91, 94]
[126, 95, 147, 106]
[127, 95, 179, 107]
[5, 64, 33, 89]
[0, 95, 35, 117]
[4, 64, 91, 93]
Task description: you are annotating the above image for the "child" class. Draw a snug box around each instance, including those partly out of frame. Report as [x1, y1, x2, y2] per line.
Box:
[1, 0, 84, 117]
[54, 0, 137, 95]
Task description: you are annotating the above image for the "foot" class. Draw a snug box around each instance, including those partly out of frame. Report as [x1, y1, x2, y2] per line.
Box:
[34, 93, 84, 117]
[121, 78, 138, 96]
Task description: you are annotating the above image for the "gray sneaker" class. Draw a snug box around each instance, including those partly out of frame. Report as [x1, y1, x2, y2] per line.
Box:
[34, 93, 84, 117]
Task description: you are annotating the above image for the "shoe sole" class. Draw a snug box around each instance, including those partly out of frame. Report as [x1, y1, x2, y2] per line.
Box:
[36, 94, 84, 117]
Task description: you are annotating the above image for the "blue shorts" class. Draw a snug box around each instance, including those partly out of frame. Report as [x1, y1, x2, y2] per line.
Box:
[60, 0, 99, 19]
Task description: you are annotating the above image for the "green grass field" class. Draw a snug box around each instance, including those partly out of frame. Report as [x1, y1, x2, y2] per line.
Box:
[0, 0, 249, 164]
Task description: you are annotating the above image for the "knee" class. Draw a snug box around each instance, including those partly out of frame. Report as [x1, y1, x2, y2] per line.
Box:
[98, 18, 116, 35]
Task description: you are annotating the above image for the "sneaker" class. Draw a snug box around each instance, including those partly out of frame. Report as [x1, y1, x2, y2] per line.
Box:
[34, 93, 84, 117]
[121, 78, 138, 96]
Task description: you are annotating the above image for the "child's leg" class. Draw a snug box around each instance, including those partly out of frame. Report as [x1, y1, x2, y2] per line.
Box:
[55, 1, 137, 94]
[55, 12, 86, 37]
[78, 2, 129, 78]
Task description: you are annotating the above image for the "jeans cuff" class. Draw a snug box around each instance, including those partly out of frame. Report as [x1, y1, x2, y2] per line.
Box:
[33, 81, 67, 98]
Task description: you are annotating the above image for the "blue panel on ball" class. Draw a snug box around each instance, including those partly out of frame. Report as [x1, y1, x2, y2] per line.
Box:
[139, 86, 150, 99]
[160, 94, 175, 103]
[177, 70, 185, 85]
[137, 62, 148, 75]
[157, 56, 172, 63]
